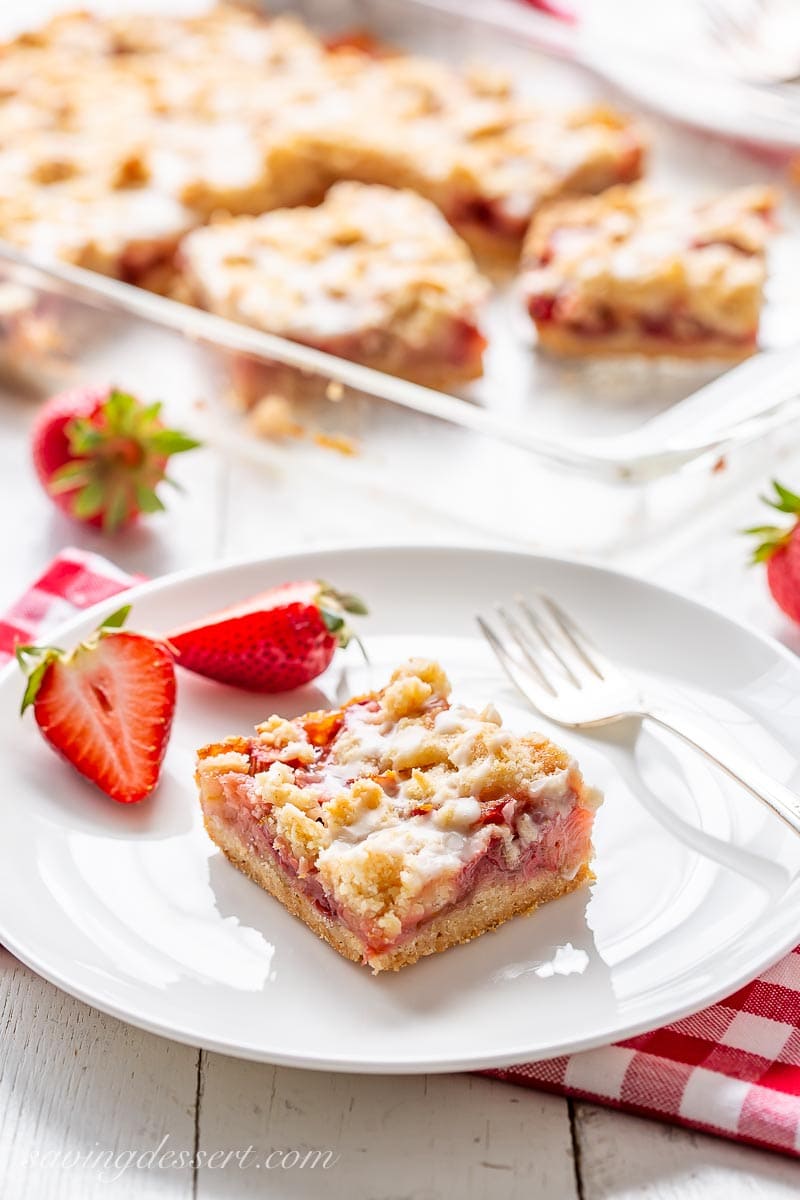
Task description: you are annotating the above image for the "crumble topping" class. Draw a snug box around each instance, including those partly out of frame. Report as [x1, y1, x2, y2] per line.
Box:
[197, 658, 598, 945]
[521, 183, 776, 344]
[199, 749, 250, 775]
[179, 182, 489, 346]
[255, 715, 316, 765]
[0, 6, 643, 275]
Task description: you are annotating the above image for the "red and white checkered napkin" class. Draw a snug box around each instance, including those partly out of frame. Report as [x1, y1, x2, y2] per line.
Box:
[0, 548, 141, 663]
[486, 955, 800, 1157]
[2, 551, 799, 1158]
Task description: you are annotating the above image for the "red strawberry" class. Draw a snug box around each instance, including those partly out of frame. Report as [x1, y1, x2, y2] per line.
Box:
[746, 481, 800, 624]
[17, 606, 176, 803]
[32, 385, 200, 533]
[167, 580, 367, 692]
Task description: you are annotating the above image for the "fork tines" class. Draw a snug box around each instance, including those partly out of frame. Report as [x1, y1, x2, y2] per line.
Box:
[478, 592, 612, 699]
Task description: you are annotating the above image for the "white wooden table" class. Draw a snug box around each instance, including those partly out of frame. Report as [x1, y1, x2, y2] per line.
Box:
[1, 384, 799, 1199]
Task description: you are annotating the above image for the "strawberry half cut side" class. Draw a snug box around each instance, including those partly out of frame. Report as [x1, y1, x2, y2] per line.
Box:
[17, 605, 177, 803]
[167, 579, 368, 692]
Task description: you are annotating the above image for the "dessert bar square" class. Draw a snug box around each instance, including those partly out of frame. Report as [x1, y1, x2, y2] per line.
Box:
[0, 7, 645, 276]
[280, 48, 645, 259]
[179, 182, 490, 386]
[196, 659, 601, 972]
[520, 183, 777, 359]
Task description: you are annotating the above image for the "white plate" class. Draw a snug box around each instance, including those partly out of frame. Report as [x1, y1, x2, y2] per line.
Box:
[1, 546, 799, 1072]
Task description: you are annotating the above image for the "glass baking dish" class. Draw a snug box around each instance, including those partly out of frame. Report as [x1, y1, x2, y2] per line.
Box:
[0, 0, 798, 554]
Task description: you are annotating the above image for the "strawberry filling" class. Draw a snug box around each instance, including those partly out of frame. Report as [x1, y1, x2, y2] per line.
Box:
[527, 293, 757, 347]
[117, 237, 182, 287]
[447, 317, 489, 368]
[211, 762, 592, 958]
[615, 137, 645, 185]
[307, 315, 486, 378]
[323, 30, 391, 58]
[448, 196, 531, 242]
[526, 213, 767, 351]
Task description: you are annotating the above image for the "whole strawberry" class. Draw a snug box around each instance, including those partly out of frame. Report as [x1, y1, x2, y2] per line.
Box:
[746, 481, 800, 624]
[32, 385, 200, 533]
[17, 605, 176, 804]
[168, 580, 367, 692]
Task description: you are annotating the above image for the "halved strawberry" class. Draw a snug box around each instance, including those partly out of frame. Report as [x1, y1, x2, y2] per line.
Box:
[17, 606, 176, 803]
[167, 580, 367, 692]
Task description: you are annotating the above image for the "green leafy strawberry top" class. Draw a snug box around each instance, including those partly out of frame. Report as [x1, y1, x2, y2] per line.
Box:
[746, 481, 800, 564]
[51, 390, 200, 532]
[316, 581, 369, 647]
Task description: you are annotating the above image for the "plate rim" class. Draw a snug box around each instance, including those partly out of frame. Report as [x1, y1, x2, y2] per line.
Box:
[1, 541, 799, 1073]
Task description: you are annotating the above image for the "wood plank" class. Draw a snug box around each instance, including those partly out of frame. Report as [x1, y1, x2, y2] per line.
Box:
[575, 1104, 799, 1200]
[195, 1060, 579, 1199]
[0, 958, 198, 1200]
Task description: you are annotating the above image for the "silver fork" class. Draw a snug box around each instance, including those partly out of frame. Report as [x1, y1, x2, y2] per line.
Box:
[478, 593, 800, 838]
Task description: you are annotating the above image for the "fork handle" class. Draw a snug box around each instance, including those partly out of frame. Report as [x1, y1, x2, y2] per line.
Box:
[646, 707, 800, 838]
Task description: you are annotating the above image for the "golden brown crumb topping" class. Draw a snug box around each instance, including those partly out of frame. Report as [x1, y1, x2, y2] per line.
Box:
[0, 7, 643, 270]
[197, 658, 595, 941]
[180, 182, 489, 343]
[522, 183, 776, 340]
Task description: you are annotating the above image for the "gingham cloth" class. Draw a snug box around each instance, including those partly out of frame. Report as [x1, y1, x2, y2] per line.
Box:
[2, 550, 799, 1158]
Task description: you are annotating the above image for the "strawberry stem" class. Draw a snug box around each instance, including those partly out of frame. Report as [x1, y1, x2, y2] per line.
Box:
[764, 480, 800, 516]
[319, 607, 346, 636]
[315, 581, 368, 648]
[317, 580, 368, 616]
[745, 480, 800, 564]
[19, 660, 50, 714]
[58, 389, 201, 533]
[352, 631, 370, 666]
[100, 605, 132, 629]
